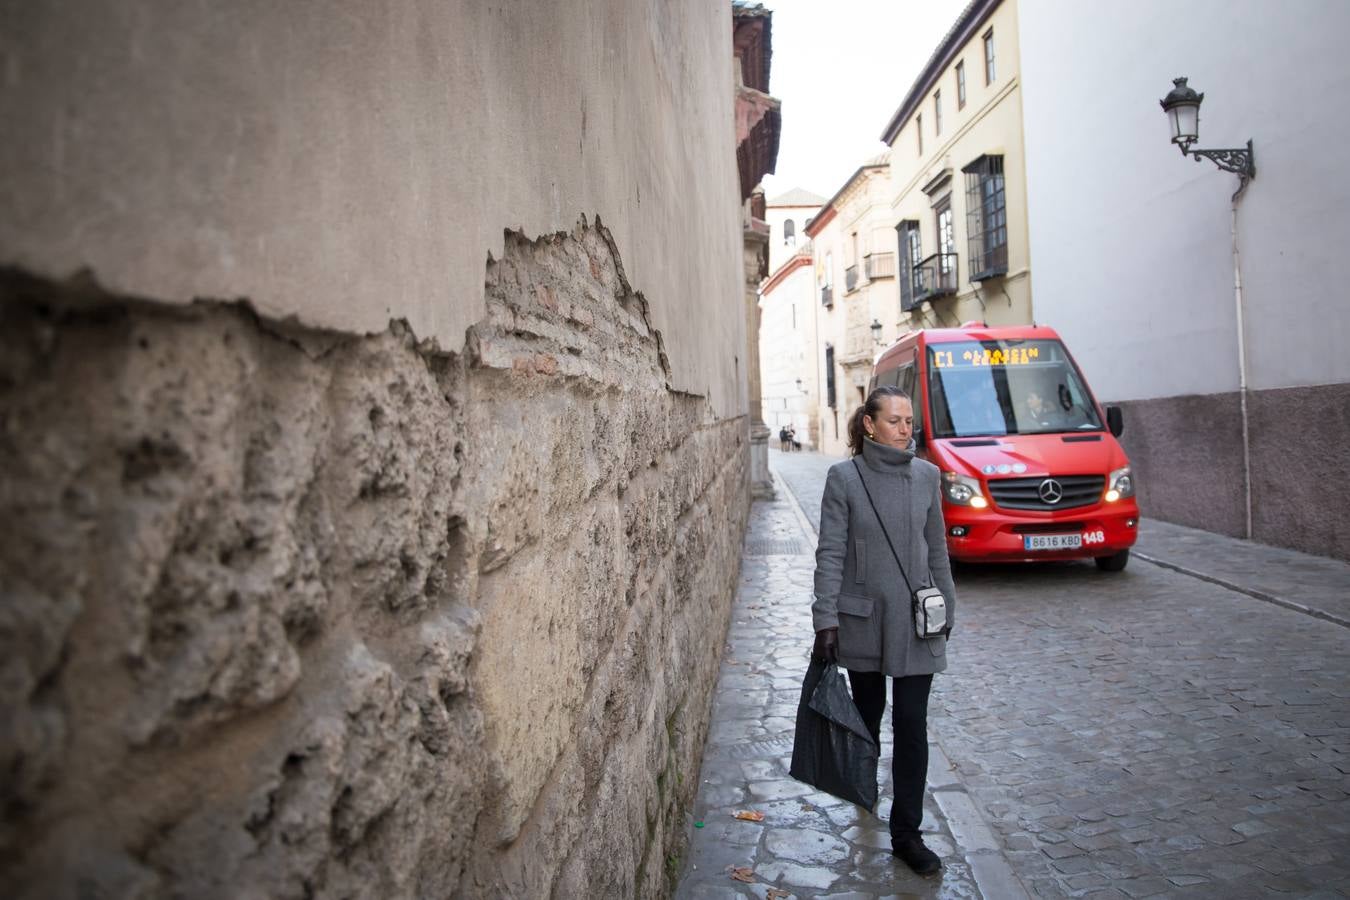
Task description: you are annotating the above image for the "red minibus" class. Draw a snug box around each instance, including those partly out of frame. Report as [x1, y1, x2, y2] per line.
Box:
[870, 324, 1138, 571]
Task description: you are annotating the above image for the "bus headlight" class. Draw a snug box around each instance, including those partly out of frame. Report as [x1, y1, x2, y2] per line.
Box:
[1105, 466, 1134, 502]
[943, 472, 988, 508]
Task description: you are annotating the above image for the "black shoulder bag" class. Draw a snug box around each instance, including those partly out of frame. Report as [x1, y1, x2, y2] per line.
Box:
[852, 459, 950, 639]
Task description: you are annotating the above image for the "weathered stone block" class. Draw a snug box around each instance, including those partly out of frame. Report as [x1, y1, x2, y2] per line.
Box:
[0, 216, 747, 898]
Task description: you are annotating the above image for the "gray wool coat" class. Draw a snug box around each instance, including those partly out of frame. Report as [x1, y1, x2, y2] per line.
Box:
[812, 438, 958, 677]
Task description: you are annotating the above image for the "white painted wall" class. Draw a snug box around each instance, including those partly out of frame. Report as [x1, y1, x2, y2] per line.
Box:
[759, 262, 818, 446]
[1019, 0, 1350, 400]
[765, 203, 821, 274]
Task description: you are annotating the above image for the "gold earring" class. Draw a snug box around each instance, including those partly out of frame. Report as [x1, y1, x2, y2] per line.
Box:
[866, 430, 875, 438]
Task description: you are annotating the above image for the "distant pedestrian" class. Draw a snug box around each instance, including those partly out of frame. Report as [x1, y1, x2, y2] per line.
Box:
[787, 423, 800, 451]
[810, 385, 957, 877]
[778, 425, 790, 451]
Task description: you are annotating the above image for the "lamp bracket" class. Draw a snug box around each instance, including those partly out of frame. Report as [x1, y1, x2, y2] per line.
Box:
[1186, 139, 1256, 194]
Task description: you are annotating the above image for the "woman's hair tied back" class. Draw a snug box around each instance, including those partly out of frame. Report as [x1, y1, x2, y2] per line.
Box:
[847, 385, 910, 456]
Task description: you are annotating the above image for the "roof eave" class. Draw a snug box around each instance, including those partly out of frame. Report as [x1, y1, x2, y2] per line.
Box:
[803, 163, 887, 236]
[761, 253, 813, 295]
[879, 0, 1002, 145]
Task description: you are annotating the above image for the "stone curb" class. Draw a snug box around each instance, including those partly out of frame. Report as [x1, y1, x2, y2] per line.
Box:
[1132, 551, 1350, 631]
[773, 469, 1031, 900]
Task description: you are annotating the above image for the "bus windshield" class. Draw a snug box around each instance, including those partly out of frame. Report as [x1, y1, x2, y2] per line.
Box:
[926, 339, 1103, 438]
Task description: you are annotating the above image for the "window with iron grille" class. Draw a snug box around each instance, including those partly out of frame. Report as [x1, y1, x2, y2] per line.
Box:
[962, 155, 1007, 281]
[896, 219, 923, 311]
[824, 344, 837, 408]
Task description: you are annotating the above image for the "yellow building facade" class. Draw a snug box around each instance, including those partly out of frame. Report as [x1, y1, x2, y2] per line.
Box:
[881, 0, 1032, 333]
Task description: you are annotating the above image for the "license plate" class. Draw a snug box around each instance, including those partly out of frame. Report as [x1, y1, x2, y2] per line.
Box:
[1024, 533, 1083, 551]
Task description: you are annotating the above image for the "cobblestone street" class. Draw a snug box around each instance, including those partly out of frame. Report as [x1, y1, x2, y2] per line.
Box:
[679, 448, 1350, 899]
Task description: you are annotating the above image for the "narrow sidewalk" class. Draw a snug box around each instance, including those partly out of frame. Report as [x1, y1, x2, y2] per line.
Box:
[1132, 519, 1350, 628]
[674, 473, 983, 899]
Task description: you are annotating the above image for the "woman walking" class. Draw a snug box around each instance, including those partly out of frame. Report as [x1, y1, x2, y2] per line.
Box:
[811, 385, 957, 876]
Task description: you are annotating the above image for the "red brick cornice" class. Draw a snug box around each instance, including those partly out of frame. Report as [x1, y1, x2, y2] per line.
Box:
[761, 253, 812, 295]
[803, 205, 836, 238]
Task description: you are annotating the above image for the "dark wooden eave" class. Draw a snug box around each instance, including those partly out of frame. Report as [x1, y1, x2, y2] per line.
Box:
[879, 0, 1001, 145]
[732, 2, 780, 201]
[732, 2, 773, 94]
[737, 94, 781, 200]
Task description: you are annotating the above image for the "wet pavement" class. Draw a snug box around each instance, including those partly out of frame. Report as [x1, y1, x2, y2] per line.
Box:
[674, 459, 1002, 899]
[677, 448, 1350, 899]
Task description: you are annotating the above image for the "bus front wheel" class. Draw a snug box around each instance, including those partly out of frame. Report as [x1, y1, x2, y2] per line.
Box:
[1094, 549, 1130, 572]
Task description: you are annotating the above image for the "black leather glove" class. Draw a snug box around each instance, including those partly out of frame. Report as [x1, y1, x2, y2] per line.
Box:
[812, 627, 839, 664]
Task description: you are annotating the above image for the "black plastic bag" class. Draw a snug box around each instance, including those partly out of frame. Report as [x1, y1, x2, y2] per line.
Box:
[789, 659, 879, 810]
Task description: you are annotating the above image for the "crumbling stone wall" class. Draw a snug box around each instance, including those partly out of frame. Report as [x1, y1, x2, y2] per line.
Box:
[0, 219, 748, 898]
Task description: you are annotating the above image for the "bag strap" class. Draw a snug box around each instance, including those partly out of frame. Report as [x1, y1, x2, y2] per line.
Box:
[852, 458, 917, 596]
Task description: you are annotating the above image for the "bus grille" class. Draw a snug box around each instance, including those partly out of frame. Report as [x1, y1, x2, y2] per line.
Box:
[987, 475, 1105, 511]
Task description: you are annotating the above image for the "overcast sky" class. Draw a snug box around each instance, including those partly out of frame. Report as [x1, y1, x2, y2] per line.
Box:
[759, 0, 969, 202]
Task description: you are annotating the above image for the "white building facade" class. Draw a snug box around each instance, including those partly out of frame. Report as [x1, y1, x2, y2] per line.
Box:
[759, 188, 825, 448]
[764, 188, 824, 276]
[1018, 0, 1350, 560]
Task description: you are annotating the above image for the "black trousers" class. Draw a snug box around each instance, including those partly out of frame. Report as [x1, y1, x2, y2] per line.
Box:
[848, 670, 933, 842]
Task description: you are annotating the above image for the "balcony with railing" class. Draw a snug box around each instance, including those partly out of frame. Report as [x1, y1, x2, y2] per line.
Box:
[913, 252, 957, 303]
[863, 251, 895, 280]
[820, 284, 833, 307]
[844, 264, 859, 293]
[969, 240, 1008, 282]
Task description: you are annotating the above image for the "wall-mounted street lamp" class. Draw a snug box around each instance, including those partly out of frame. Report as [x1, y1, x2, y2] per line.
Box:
[795, 377, 806, 395]
[1159, 76, 1257, 538]
[870, 319, 883, 346]
[1159, 77, 1255, 195]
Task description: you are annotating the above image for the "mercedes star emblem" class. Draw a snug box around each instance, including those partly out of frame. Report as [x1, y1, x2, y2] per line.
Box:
[1038, 478, 1064, 505]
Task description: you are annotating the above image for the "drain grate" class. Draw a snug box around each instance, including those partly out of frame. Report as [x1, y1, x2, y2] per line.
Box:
[745, 540, 809, 556]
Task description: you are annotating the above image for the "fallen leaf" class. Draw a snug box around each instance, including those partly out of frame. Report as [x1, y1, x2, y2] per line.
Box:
[732, 810, 765, 822]
[766, 889, 791, 900]
[727, 865, 755, 883]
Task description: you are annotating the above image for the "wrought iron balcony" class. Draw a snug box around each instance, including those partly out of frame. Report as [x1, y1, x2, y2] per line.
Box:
[913, 252, 958, 302]
[820, 284, 833, 307]
[864, 251, 895, 280]
[844, 264, 859, 293]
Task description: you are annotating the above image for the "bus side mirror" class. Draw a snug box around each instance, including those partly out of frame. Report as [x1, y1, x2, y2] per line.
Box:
[913, 421, 926, 447]
[1106, 406, 1124, 438]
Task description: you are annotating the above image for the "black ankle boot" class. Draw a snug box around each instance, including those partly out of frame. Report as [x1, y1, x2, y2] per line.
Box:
[893, 834, 941, 876]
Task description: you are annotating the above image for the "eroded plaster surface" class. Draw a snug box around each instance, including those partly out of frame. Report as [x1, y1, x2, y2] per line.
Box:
[0, 220, 747, 897]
